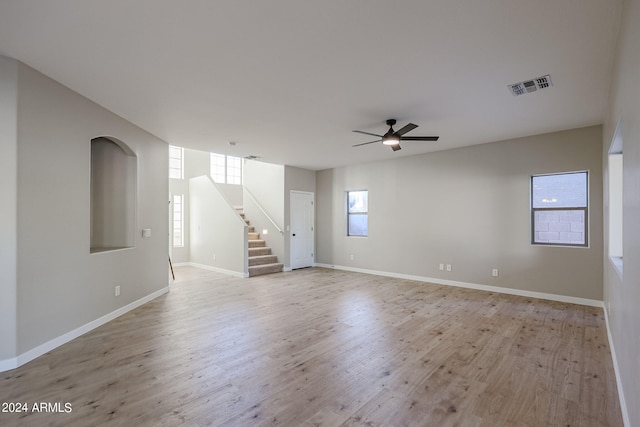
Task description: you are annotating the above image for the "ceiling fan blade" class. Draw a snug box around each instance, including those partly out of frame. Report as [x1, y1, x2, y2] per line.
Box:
[352, 130, 383, 138]
[394, 123, 418, 136]
[400, 136, 440, 141]
[352, 139, 381, 147]
[390, 144, 402, 152]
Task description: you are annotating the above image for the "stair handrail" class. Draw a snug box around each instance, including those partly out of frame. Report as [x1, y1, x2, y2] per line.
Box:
[243, 187, 285, 235]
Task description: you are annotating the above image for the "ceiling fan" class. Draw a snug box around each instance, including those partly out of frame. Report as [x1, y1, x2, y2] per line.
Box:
[352, 119, 439, 151]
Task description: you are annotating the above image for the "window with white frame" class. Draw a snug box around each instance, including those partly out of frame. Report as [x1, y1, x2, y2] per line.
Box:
[609, 154, 623, 260]
[227, 155, 242, 184]
[347, 190, 368, 236]
[210, 153, 226, 183]
[210, 153, 242, 184]
[169, 145, 184, 179]
[173, 194, 184, 247]
[608, 119, 623, 273]
[531, 171, 588, 247]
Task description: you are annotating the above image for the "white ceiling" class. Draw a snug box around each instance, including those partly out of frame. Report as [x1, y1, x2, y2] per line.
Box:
[0, 0, 622, 170]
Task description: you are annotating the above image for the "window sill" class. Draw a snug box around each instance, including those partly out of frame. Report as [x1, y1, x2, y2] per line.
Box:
[90, 246, 135, 254]
[609, 256, 623, 279]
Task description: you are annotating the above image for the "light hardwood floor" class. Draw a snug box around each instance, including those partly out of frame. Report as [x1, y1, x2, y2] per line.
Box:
[1, 266, 622, 426]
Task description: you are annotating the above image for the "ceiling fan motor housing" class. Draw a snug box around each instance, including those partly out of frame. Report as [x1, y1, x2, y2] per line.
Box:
[382, 119, 400, 145]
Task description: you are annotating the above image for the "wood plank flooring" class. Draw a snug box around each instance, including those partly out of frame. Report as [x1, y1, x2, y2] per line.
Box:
[0, 266, 623, 426]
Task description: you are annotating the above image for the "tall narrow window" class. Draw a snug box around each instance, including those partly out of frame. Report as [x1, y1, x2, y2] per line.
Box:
[227, 155, 242, 184]
[210, 153, 243, 185]
[609, 118, 623, 274]
[210, 153, 226, 183]
[609, 154, 623, 259]
[531, 171, 588, 247]
[169, 145, 184, 179]
[173, 194, 184, 247]
[347, 190, 368, 236]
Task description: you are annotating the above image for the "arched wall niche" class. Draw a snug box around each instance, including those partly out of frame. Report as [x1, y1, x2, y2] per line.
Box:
[90, 136, 137, 253]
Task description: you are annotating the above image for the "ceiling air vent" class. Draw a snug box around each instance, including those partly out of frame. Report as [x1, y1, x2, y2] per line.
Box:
[508, 74, 552, 96]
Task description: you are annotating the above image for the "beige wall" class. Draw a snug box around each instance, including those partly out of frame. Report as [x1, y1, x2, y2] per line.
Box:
[317, 126, 603, 301]
[0, 56, 18, 363]
[603, 0, 640, 424]
[10, 60, 168, 359]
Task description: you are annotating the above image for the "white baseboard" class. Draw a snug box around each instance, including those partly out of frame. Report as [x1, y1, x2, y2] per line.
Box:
[172, 262, 190, 267]
[0, 287, 169, 373]
[314, 263, 603, 308]
[604, 306, 630, 427]
[0, 356, 17, 372]
[188, 262, 249, 278]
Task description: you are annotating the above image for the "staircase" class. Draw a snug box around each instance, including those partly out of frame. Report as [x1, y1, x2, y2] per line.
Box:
[236, 207, 284, 277]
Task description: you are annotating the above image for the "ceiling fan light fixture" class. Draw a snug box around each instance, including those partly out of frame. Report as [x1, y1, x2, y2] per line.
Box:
[382, 132, 400, 145]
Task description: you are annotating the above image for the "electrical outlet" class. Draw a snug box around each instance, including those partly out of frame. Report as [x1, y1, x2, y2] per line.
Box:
[446, 264, 452, 272]
[439, 263, 444, 271]
[115, 285, 121, 297]
[492, 268, 499, 277]
[213, 253, 216, 261]
[350, 254, 354, 261]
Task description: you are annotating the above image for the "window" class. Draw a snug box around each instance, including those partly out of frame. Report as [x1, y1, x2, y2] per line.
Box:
[227, 155, 242, 184]
[210, 153, 226, 183]
[609, 154, 623, 259]
[608, 118, 623, 274]
[531, 171, 588, 247]
[173, 194, 184, 247]
[347, 190, 368, 236]
[169, 145, 184, 179]
[210, 153, 242, 185]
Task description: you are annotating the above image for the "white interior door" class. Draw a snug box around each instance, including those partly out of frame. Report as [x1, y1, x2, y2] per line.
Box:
[290, 191, 314, 269]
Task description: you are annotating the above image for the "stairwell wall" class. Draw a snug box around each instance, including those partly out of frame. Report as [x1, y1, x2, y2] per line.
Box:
[189, 175, 247, 276]
[243, 160, 286, 265]
[170, 147, 243, 264]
